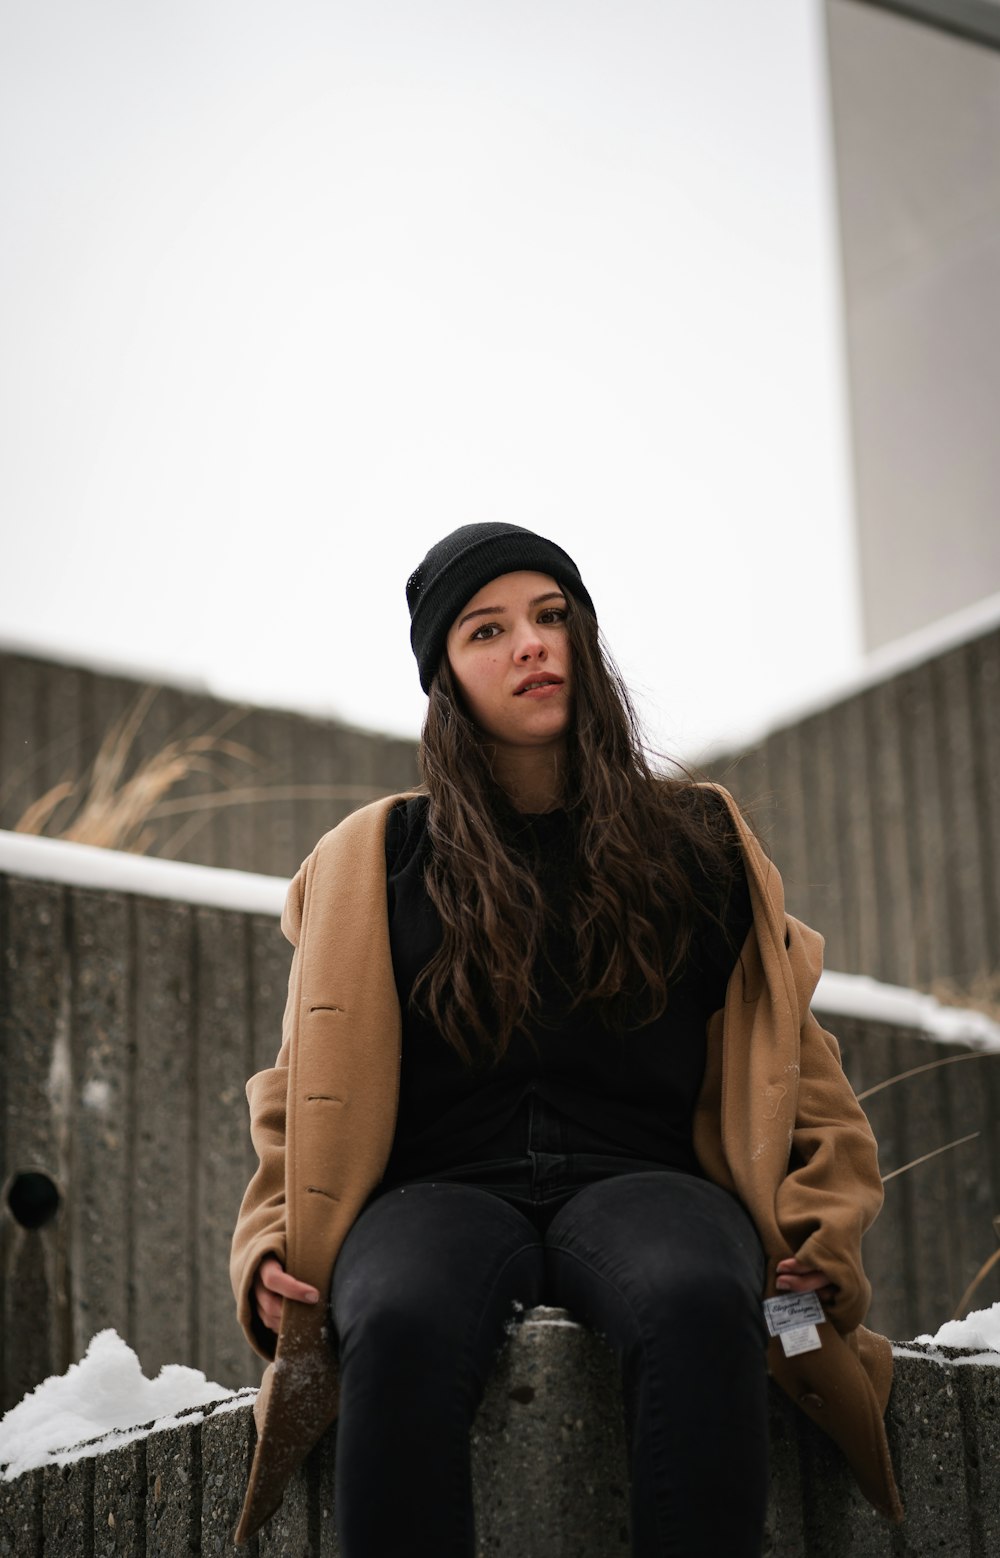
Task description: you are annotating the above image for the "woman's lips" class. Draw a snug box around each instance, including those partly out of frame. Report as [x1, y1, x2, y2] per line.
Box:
[516, 681, 564, 698]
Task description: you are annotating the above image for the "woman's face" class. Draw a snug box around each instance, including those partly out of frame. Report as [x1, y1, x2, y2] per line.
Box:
[445, 570, 573, 751]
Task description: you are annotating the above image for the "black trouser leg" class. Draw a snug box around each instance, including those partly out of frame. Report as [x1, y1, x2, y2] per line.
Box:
[544, 1170, 769, 1558]
[330, 1182, 544, 1558]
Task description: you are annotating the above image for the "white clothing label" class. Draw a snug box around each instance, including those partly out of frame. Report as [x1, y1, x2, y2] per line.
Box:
[779, 1324, 822, 1356]
[762, 1291, 825, 1337]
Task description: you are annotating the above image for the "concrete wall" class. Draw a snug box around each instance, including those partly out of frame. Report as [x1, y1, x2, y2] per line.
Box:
[825, 0, 1000, 650]
[3, 863, 1000, 1416]
[1, 1315, 998, 1557]
[0, 649, 419, 878]
[705, 622, 1000, 996]
[0, 870, 286, 1413]
[833, 1012, 1000, 1341]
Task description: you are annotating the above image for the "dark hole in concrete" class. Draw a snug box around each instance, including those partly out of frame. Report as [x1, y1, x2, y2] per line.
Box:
[7, 1171, 61, 1230]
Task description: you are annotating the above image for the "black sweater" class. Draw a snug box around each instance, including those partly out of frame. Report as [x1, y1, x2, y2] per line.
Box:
[382, 795, 753, 1182]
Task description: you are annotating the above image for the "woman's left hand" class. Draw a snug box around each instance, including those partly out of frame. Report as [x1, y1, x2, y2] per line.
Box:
[775, 1257, 837, 1304]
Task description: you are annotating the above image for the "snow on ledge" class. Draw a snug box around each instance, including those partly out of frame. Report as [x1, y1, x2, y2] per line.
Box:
[526, 1306, 581, 1328]
[815, 970, 1000, 1052]
[916, 1302, 1000, 1352]
[0, 631, 217, 697]
[3, 1314, 999, 1485]
[698, 587, 1000, 761]
[892, 1302, 1000, 1367]
[891, 1344, 1000, 1368]
[0, 829, 287, 917]
[2, 829, 998, 1052]
[0, 630, 383, 737]
[0, 1330, 255, 1482]
[854, 588, 1000, 691]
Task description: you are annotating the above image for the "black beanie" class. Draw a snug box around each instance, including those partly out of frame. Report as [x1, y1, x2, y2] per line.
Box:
[406, 522, 596, 692]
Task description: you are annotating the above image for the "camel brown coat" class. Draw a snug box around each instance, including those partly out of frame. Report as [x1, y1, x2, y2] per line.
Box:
[229, 787, 903, 1544]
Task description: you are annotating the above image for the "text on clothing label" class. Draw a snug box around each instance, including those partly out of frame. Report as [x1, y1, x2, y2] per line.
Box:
[779, 1324, 822, 1356]
[762, 1291, 825, 1337]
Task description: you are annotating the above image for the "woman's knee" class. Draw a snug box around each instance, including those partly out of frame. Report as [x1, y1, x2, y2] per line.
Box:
[336, 1282, 458, 1378]
[331, 1183, 543, 1364]
[643, 1259, 765, 1338]
[546, 1174, 766, 1333]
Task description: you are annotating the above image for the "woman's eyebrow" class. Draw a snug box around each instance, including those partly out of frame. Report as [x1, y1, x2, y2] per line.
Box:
[457, 604, 506, 628]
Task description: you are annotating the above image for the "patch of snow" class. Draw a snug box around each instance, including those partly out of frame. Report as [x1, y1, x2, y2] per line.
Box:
[0, 631, 371, 734]
[915, 1301, 1000, 1354]
[891, 1342, 1000, 1370]
[815, 971, 1000, 1052]
[891, 1344, 949, 1364]
[0, 828, 287, 917]
[853, 590, 1000, 694]
[0, 633, 219, 697]
[204, 1391, 258, 1417]
[700, 588, 1000, 760]
[0, 1330, 253, 1481]
[527, 1307, 580, 1328]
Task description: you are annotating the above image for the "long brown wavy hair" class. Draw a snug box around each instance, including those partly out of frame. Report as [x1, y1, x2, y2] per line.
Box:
[413, 589, 749, 1063]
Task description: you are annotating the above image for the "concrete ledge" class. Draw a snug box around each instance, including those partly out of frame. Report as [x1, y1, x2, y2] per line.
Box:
[2, 1314, 998, 1557]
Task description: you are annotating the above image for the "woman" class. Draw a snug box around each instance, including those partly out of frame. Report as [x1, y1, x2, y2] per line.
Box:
[231, 522, 901, 1554]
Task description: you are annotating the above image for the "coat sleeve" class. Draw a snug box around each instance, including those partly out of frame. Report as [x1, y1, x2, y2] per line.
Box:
[774, 913, 885, 1335]
[229, 857, 309, 1360]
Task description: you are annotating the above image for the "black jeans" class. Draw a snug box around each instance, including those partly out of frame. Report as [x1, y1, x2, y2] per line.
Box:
[330, 1097, 768, 1557]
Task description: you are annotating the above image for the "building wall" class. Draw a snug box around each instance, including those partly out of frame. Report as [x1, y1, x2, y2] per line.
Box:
[825, 0, 1000, 649]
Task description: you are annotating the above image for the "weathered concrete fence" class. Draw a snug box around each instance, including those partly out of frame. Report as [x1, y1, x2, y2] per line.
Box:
[2, 1314, 998, 1558]
[0, 854, 284, 1416]
[3, 838, 1000, 1415]
[0, 647, 419, 880]
[3, 612, 999, 997]
[706, 617, 1000, 995]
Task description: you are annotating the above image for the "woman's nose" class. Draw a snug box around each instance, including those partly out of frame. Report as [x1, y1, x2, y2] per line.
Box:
[514, 632, 546, 662]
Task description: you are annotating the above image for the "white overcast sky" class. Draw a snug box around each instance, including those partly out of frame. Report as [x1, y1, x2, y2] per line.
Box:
[0, 0, 861, 763]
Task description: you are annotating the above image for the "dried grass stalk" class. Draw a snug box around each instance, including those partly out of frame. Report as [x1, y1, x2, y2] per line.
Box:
[857, 1049, 998, 1103]
[880, 1131, 979, 1184]
[13, 686, 396, 855]
[953, 1247, 1000, 1322]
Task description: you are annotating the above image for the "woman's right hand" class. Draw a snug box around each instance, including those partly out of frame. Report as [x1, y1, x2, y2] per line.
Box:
[253, 1256, 321, 1334]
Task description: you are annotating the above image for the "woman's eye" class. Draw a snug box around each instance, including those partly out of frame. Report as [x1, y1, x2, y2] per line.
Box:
[538, 608, 567, 624]
[470, 623, 501, 641]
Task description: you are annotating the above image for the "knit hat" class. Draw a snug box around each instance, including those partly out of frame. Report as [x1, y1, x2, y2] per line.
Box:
[406, 522, 596, 692]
